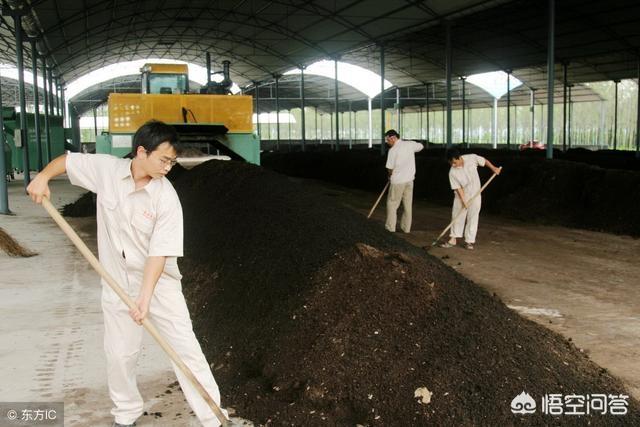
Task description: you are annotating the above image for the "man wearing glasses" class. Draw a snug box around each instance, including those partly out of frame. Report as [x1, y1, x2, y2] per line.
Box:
[27, 120, 227, 427]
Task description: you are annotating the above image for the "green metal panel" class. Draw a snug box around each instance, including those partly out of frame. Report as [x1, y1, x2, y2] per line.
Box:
[221, 132, 261, 165]
[3, 140, 10, 172]
[3, 111, 65, 172]
[96, 134, 111, 154]
[99, 129, 261, 165]
[96, 133, 133, 158]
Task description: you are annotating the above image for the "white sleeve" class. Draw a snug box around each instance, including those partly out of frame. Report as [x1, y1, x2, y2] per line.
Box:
[449, 170, 461, 190]
[385, 148, 396, 169]
[149, 188, 184, 257]
[65, 153, 116, 194]
[474, 154, 486, 167]
[413, 141, 424, 152]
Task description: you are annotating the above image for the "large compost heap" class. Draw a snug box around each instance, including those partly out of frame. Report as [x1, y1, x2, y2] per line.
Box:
[63, 159, 639, 425]
[262, 147, 640, 237]
[172, 160, 639, 426]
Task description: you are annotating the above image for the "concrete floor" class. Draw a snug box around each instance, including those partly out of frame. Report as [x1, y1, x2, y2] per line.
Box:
[317, 180, 640, 400]
[2, 174, 638, 427]
[0, 175, 203, 426]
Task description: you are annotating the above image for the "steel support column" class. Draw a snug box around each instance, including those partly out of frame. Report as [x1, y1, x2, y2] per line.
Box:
[60, 85, 66, 126]
[419, 106, 423, 140]
[568, 85, 573, 148]
[42, 57, 51, 163]
[380, 44, 386, 154]
[12, 11, 31, 187]
[637, 58, 640, 158]
[442, 103, 445, 143]
[70, 107, 80, 150]
[330, 113, 334, 149]
[349, 101, 353, 150]
[368, 98, 373, 148]
[255, 83, 261, 139]
[274, 75, 280, 151]
[206, 52, 212, 85]
[47, 67, 54, 117]
[287, 110, 292, 150]
[55, 79, 61, 115]
[314, 107, 318, 142]
[468, 107, 472, 147]
[530, 89, 536, 143]
[492, 98, 498, 149]
[514, 101, 518, 144]
[562, 63, 568, 151]
[425, 84, 430, 142]
[445, 21, 453, 148]
[396, 87, 401, 131]
[30, 39, 43, 170]
[546, 0, 555, 159]
[0, 75, 11, 214]
[614, 80, 619, 150]
[93, 107, 98, 138]
[461, 77, 466, 144]
[506, 71, 511, 149]
[300, 68, 306, 151]
[334, 60, 339, 150]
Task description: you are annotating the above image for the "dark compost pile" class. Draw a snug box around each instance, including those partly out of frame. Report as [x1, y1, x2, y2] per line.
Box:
[262, 148, 640, 237]
[61, 191, 96, 217]
[169, 160, 639, 426]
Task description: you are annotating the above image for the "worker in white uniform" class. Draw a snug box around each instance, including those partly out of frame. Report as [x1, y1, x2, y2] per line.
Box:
[384, 129, 424, 233]
[27, 120, 227, 427]
[441, 148, 501, 250]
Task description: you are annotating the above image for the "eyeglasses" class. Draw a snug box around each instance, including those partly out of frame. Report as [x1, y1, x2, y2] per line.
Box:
[159, 157, 178, 167]
[145, 149, 178, 167]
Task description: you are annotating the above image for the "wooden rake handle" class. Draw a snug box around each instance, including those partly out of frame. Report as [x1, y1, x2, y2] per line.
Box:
[41, 197, 229, 425]
[431, 171, 500, 247]
[367, 181, 390, 219]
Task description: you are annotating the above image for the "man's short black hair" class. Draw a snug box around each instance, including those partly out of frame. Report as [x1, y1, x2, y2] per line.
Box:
[384, 129, 400, 138]
[132, 120, 179, 154]
[446, 148, 461, 162]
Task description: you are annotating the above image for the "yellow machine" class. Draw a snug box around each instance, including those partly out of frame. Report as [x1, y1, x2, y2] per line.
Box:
[97, 61, 260, 165]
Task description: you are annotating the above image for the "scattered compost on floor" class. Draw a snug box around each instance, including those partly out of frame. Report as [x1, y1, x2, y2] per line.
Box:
[0, 226, 37, 257]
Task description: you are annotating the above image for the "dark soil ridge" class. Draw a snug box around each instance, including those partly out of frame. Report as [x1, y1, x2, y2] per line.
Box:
[168, 160, 639, 426]
[262, 149, 640, 237]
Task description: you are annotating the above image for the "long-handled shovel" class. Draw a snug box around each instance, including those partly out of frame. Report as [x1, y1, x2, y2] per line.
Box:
[367, 181, 390, 219]
[41, 197, 235, 426]
[429, 170, 500, 248]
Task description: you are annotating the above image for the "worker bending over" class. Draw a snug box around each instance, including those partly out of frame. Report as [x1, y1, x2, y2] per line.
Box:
[441, 148, 501, 250]
[27, 120, 227, 427]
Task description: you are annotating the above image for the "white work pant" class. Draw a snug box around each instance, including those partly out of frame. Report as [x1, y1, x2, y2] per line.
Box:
[101, 280, 227, 426]
[385, 181, 414, 233]
[450, 195, 482, 244]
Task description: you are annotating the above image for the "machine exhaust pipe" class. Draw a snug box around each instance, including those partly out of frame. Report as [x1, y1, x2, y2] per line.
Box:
[221, 60, 231, 85]
[201, 57, 233, 95]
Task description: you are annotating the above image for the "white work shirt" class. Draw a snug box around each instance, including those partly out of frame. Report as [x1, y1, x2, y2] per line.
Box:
[385, 139, 424, 184]
[66, 153, 184, 302]
[449, 153, 486, 196]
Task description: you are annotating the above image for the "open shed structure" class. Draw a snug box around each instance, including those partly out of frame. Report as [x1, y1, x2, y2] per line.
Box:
[2, 3, 640, 425]
[1, 0, 640, 210]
